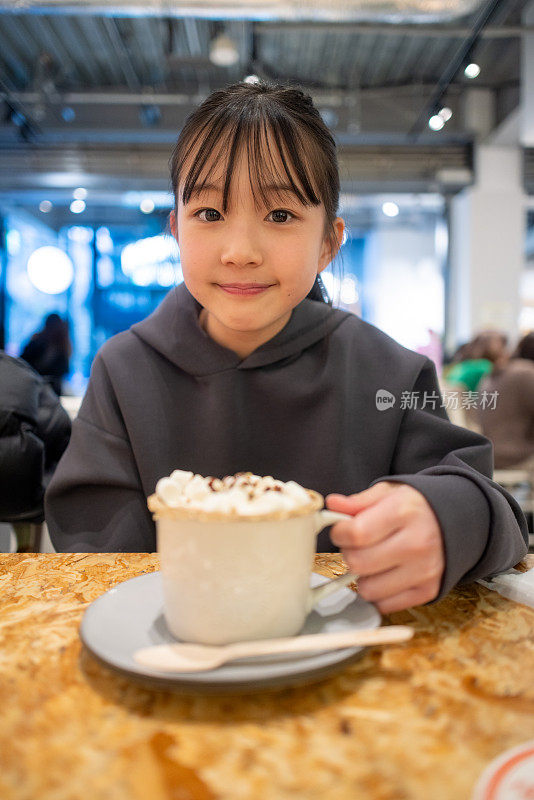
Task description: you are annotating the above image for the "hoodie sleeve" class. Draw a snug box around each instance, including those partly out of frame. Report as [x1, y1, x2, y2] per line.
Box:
[44, 353, 156, 552]
[370, 358, 529, 599]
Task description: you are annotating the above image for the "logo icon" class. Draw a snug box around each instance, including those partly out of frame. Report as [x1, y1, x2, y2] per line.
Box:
[376, 389, 395, 410]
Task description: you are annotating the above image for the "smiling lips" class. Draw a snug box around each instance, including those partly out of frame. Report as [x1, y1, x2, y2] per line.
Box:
[218, 283, 274, 296]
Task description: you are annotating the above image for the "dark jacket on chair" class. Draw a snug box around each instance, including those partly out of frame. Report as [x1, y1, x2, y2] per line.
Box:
[0, 352, 71, 523]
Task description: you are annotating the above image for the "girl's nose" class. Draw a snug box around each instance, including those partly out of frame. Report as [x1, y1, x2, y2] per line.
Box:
[220, 223, 263, 268]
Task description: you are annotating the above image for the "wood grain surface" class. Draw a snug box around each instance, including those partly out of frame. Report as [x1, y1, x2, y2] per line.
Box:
[0, 553, 533, 800]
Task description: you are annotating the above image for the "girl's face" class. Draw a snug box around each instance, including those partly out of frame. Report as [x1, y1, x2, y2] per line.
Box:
[170, 146, 344, 360]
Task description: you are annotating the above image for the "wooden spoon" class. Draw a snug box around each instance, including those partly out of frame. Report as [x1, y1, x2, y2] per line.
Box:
[133, 625, 414, 673]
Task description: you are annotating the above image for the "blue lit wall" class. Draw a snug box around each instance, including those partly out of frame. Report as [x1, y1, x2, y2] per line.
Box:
[1, 211, 444, 391]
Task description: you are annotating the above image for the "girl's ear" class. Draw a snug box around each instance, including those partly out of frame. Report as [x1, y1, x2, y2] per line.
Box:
[318, 217, 345, 273]
[169, 210, 179, 244]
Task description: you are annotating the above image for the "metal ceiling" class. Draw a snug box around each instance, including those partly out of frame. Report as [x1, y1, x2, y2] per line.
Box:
[0, 0, 529, 215]
[0, 4, 524, 103]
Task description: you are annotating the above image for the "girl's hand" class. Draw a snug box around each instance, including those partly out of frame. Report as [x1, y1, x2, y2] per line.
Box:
[325, 482, 445, 614]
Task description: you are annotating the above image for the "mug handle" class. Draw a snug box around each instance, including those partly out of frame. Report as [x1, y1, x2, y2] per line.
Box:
[306, 510, 358, 613]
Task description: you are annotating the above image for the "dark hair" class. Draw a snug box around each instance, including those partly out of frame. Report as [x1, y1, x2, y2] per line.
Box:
[450, 341, 472, 364]
[470, 330, 508, 364]
[514, 332, 534, 362]
[44, 313, 63, 331]
[42, 313, 71, 352]
[169, 80, 343, 304]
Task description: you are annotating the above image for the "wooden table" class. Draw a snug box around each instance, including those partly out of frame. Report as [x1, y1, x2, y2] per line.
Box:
[1, 553, 533, 800]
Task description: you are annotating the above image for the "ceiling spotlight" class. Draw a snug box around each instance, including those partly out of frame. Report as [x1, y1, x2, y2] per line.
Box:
[438, 107, 452, 122]
[382, 201, 399, 218]
[428, 114, 445, 131]
[140, 198, 155, 214]
[70, 199, 86, 214]
[73, 187, 87, 200]
[464, 63, 480, 79]
[209, 33, 239, 67]
[39, 200, 53, 213]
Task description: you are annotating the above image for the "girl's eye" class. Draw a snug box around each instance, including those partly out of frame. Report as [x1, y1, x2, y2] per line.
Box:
[268, 209, 294, 224]
[195, 208, 222, 222]
[194, 208, 295, 223]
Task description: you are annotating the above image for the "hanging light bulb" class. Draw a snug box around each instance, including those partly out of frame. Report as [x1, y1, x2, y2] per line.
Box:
[428, 114, 445, 131]
[464, 63, 480, 79]
[209, 34, 239, 67]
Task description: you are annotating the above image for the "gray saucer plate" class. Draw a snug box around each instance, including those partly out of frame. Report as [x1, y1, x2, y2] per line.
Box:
[80, 572, 381, 693]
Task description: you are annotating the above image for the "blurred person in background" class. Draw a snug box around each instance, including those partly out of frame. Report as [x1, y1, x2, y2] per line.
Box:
[442, 331, 509, 433]
[20, 313, 72, 396]
[445, 331, 509, 392]
[478, 331, 534, 473]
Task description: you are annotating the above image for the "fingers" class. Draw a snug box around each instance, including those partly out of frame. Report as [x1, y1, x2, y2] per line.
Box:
[326, 483, 445, 613]
[340, 528, 405, 576]
[328, 490, 405, 548]
[372, 582, 440, 614]
[356, 562, 442, 606]
[341, 520, 444, 577]
[347, 528, 443, 613]
[326, 482, 396, 516]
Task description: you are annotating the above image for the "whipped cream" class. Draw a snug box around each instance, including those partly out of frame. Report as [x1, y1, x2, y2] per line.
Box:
[155, 470, 313, 516]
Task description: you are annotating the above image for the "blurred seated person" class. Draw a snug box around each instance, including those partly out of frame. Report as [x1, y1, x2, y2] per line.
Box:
[445, 331, 509, 392]
[478, 332, 534, 472]
[443, 331, 508, 433]
[20, 313, 72, 396]
[0, 352, 71, 544]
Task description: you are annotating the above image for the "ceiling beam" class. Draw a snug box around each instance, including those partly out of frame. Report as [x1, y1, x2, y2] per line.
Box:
[7, 82, 465, 107]
[256, 23, 529, 37]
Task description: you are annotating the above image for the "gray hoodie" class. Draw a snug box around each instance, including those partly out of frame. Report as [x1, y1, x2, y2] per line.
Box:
[45, 283, 528, 598]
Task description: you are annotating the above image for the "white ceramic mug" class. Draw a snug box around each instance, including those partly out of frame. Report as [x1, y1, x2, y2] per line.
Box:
[154, 502, 355, 645]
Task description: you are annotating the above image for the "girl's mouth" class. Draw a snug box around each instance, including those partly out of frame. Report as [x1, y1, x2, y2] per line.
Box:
[218, 284, 273, 296]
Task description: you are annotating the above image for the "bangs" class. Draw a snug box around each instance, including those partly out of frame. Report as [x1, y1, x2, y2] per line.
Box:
[176, 107, 322, 214]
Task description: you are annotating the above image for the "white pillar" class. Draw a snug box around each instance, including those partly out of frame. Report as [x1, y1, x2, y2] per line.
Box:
[521, 0, 534, 146]
[461, 88, 495, 140]
[447, 145, 526, 351]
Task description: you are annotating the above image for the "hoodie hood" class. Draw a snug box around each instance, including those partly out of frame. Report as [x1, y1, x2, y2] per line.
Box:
[131, 282, 350, 377]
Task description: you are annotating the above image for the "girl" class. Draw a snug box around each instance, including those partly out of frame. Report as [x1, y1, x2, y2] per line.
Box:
[45, 81, 527, 614]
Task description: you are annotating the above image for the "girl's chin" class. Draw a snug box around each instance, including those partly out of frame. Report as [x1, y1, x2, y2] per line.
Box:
[211, 314, 281, 335]
[220, 321, 266, 333]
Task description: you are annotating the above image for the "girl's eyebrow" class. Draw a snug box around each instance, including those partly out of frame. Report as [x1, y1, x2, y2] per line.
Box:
[189, 182, 299, 199]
